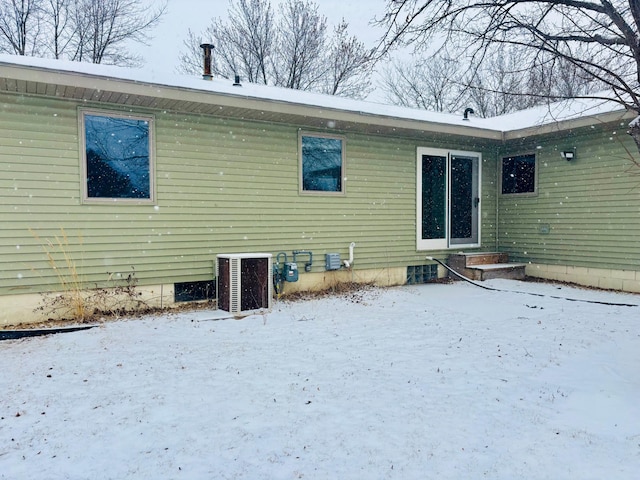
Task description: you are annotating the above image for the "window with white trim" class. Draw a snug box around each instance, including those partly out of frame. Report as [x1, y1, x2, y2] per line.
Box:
[417, 147, 481, 250]
[81, 110, 154, 203]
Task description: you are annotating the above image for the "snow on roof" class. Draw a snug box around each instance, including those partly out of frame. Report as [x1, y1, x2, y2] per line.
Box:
[489, 95, 628, 131]
[0, 54, 628, 133]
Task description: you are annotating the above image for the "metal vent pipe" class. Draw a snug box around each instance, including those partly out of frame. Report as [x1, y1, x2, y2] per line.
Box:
[200, 43, 214, 80]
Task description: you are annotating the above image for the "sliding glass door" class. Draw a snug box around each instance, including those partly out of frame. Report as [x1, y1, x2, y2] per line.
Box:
[417, 148, 480, 250]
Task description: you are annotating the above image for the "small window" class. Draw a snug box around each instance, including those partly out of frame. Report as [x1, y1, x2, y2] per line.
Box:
[174, 280, 216, 302]
[300, 133, 345, 194]
[81, 110, 154, 203]
[407, 264, 438, 284]
[501, 153, 536, 195]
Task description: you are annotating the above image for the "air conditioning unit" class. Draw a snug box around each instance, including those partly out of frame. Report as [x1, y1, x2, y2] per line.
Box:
[216, 253, 272, 315]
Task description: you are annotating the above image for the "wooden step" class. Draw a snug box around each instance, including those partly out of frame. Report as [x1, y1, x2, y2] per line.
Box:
[449, 252, 508, 266]
[446, 252, 526, 281]
[471, 263, 527, 280]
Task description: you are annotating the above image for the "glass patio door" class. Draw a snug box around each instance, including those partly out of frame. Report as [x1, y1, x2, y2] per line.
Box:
[417, 148, 480, 250]
[449, 153, 479, 245]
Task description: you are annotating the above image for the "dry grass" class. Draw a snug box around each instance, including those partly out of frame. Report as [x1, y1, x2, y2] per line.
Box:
[30, 228, 87, 321]
[278, 281, 381, 303]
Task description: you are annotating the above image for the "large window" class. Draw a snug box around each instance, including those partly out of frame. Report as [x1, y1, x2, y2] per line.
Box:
[501, 153, 536, 195]
[300, 132, 345, 194]
[81, 110, 154, 203]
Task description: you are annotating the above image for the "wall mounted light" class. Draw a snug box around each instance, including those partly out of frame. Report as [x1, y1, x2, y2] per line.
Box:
[561, 149, 575, 161]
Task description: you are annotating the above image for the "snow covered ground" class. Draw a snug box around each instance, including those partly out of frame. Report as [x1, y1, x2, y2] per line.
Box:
[1, 279, 639, 479]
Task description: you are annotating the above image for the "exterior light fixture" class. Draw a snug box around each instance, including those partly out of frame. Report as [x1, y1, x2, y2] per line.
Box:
[561, 150, 575, 161]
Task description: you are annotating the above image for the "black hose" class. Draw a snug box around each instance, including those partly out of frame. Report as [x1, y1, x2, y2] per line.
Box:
[426, 256, 639, 308]
[1, 325, 95, 341]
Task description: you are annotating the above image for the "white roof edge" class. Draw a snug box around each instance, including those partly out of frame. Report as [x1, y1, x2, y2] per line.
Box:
[491, 95, 630, 134]
[0, 54, 630, 135]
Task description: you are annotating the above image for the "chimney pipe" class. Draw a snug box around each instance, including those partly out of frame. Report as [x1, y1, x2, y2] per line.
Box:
[200, 43, 214, 80]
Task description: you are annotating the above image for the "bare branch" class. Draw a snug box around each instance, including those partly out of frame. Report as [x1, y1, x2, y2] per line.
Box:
[177, 0, 372, 98]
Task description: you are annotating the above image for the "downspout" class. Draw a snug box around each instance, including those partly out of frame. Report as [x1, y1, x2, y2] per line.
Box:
[495, 133, 505, 251]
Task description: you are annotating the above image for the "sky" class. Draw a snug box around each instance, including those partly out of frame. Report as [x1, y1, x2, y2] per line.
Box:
[133, 0, 390, 78]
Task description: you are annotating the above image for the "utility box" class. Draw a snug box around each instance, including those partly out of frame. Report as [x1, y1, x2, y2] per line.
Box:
[325, 253, 341, 271]
[284, 262, 299, 282]
[217, 253, 272, 315]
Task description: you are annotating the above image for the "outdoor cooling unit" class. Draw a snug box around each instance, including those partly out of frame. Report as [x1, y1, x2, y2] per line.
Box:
[216, 253, 273, 315]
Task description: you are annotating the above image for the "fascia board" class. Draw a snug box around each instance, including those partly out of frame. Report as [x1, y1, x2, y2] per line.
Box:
[0, 62, 503, 140]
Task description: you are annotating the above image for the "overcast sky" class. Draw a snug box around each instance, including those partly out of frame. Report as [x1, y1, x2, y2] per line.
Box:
[134, 0, 390, 77]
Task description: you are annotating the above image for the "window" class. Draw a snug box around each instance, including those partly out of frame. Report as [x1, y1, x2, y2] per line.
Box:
[501, 153, 536, 195]
[174, 280, 216, 302]
[300, 132, 345, 194]
[81, 110, 154, 202]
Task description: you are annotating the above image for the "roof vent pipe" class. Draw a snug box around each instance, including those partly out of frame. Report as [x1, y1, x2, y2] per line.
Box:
[200, 43, 214, 80]
[463, 107, 474, 121]
[233, 74, 242, 86]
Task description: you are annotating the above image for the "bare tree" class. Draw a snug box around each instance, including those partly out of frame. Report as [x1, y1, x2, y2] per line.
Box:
[177, 28, 204, 75]
[178, 0, 372, 98]
[0, 0, 44, 55]
[323, 20, 373, 98]
[45, 0, 72, 59]
[180, 0, 275, 83]
[381, 56, 465, 112]
[464, 69, 521, 117]
[69, 0, 166, 65]
[376, 0, 640, 151]
[225, 0, 275, 83]
[0, 0, 166, 65]
[274, 0, 326, 90]
[463, 47, 541, 117]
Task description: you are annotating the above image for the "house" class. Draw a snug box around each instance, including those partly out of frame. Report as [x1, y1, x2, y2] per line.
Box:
[1, 54, 639, 325]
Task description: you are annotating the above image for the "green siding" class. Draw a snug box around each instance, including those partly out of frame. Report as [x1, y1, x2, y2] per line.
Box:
[498, 123, 640, 271]
[1, 92, 498, 295]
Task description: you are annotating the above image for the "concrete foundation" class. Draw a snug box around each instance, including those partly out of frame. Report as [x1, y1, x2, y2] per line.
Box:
[0, 267, 409, 327]
[525, 264, 640, 293]
[3, 263, 638, 327]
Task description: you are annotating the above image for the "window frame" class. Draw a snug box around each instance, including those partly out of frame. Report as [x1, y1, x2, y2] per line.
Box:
[298, 131, 346, 196]
[500, 152, 538, 196]
[79, 108, 156, 204]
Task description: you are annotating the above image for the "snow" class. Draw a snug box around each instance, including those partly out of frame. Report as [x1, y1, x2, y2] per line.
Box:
[489, 95, 627, 131]
[2, 279, 639, 479]
[0, 54, 482, 129]
[0, 54, 627, 132]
